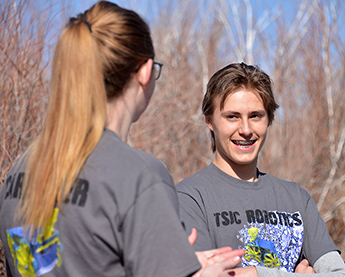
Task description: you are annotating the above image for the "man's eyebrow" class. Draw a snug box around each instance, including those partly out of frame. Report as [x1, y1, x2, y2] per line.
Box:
[221, 109, 266, 115]
[221, 110, 240, 113]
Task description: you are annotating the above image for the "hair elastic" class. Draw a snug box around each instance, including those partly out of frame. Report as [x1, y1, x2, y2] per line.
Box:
[80, 19, 92, 33]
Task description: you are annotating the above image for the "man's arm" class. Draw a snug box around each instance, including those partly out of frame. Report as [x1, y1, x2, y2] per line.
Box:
[295, 259, 315, 273]
[228, 251, 345, 276]
[313, 251, 345, 275]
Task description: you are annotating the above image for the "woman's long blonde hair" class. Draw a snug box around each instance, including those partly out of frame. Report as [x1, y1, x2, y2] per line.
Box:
[18, 1, 154, 230]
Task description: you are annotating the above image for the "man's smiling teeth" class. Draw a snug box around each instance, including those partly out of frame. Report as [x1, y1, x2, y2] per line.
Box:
[232, 140, 255, 148]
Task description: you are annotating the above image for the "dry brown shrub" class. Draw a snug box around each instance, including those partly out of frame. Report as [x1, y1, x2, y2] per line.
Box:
[0, 0, 61, 274]
[1, 1, 345, 274]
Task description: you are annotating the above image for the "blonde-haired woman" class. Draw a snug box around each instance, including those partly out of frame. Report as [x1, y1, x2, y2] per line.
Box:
[0, 1, 243, 277]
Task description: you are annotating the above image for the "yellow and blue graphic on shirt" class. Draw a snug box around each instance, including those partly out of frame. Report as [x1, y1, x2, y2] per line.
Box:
[6, 208, 62, 276]
[238, 211, 303, 272]
[243, 227, 281, 268]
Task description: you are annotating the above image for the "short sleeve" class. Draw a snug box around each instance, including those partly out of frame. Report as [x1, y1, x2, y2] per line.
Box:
[122, 182, 200, 277]
[0, 183, 4, 211]
[177, 189, 214, 251]
[301, 190, 339, 266]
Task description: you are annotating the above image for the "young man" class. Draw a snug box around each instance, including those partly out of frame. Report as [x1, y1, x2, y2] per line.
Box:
[177, 63, 345, 276]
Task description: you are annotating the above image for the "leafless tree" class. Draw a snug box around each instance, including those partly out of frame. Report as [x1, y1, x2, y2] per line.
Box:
[2, 1, 345, 274]
[0, 0, 64, 274]
[129, 0, 345, 259]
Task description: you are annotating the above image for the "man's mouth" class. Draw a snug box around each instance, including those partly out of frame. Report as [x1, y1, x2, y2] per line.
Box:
[232, 140, 256, 148]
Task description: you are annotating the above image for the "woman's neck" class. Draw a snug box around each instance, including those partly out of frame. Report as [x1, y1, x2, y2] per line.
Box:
[105, 98, 133, 142]
[105, 78, 142, 142]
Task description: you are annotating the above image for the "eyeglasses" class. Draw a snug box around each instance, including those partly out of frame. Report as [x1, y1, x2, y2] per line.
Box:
[153, 62, 163, 80]
[135, 60, 163, 81]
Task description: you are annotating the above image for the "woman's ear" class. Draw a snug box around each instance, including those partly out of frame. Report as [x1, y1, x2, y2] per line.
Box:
[205, 115, 214, 131]
[136, 59, 153, 90]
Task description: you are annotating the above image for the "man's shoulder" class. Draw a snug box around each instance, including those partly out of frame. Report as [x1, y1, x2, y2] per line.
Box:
[262, 172, 311, 200]
[176, 165, 214, 193]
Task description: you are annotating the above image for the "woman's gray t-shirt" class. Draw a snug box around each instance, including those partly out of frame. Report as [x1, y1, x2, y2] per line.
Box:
[0, 129, 200, 277]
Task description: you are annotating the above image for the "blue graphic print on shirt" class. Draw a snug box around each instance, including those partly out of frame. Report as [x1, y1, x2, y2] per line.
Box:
[6, 208, 62, 276]
[237, 211, 303, 272]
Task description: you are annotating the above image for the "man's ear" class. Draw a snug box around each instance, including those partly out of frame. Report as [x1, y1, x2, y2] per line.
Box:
[136, 59, 153, 90]
[205, 115, 213, 131]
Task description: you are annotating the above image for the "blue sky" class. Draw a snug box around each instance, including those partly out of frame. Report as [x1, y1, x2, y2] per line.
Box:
[50, 0, 298, 24]
[34, 0, 344, 77]
[40, 0, 343, 40]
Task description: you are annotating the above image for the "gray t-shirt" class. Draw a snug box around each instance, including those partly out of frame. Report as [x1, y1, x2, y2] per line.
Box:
[0, 129, 200, 277]
[177, 163, 339, 273]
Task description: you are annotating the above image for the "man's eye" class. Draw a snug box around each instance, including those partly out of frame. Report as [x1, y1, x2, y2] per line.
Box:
[251, 114, 260, 118]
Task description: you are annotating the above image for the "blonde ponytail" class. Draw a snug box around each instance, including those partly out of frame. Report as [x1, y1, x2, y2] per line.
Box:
[18, 19, 106, 230]
[17, 0, 155, 231]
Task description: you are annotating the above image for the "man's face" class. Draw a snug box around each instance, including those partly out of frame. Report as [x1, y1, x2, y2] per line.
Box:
[206, 89, 269, 174]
